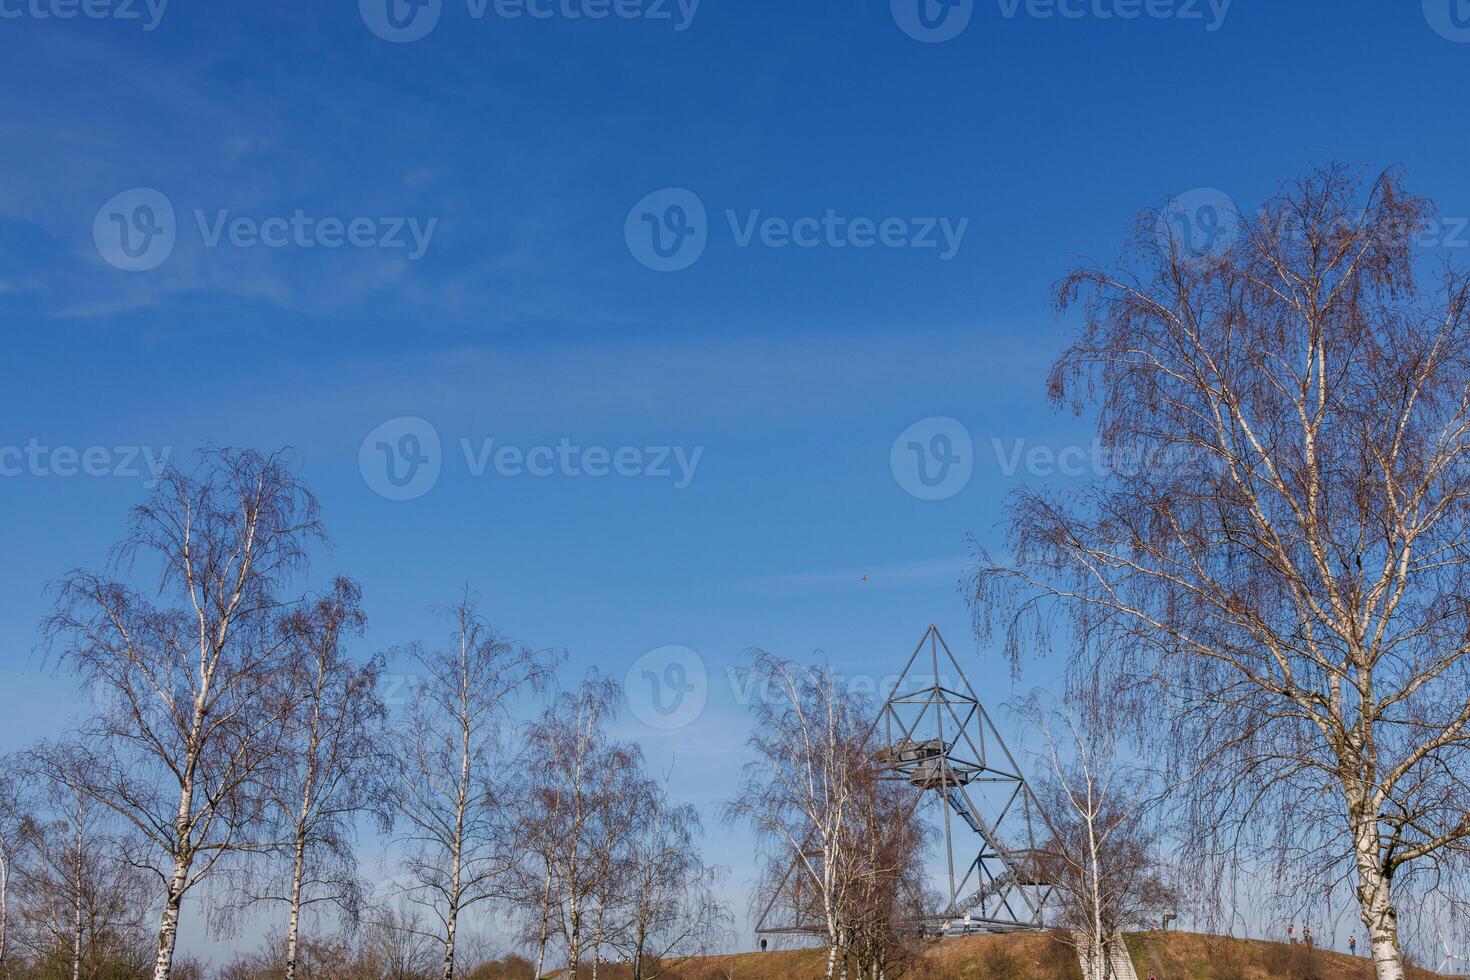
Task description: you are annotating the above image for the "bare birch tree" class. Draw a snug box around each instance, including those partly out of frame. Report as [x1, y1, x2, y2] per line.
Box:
[388, 594, 555, 980]
[974, 164, 1470, 980]
[725, 654, 872, 980]
[44, 448, 321, 980]
[585, 743, 644, 980]
[0, 760, 24, 977]
[19, 743, 152, 980]
[1018, 695, 1174, 980]
[509, 781, 564, 980]
[839, 763, 931, 980]
[524, 674, 623, 978]
[619, 777, 729, 980]
[238, 576, 388, 980]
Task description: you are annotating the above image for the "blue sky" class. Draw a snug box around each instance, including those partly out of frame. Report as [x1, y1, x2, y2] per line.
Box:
[3, 0, 1470, 960]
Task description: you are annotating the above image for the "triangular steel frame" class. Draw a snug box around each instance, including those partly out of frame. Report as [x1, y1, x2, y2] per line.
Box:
[875, 625, 1052, 932]
[753, 626, 1053, 938]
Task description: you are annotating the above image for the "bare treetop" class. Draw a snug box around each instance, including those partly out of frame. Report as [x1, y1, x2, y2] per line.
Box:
[43, 448, 324, 980]
[976, 164, 1470, 980]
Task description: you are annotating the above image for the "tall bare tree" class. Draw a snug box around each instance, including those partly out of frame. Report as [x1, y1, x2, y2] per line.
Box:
[239, 577, 388, 980]
[524, 673, 623, 978]
[19, 743, 152, 980]
[0, 759, 24, 977]
[726, 654, 874, 980]
[974, 165, 1470, 980]
[388, 594, 555, 980]
[838, 763, 931, 980]
[44, 448, 322, 980]
[509, 781, 564, 980]
[1019, 695, 1174, 980]
[584, 742, 644, 980]
[619, 777, 729, 980]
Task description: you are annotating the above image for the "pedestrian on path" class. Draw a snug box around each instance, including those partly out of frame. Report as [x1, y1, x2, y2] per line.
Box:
[1350, 936, 1357, 956]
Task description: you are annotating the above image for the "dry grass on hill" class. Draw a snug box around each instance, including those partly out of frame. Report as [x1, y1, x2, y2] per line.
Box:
[656, 930, 1457, 980]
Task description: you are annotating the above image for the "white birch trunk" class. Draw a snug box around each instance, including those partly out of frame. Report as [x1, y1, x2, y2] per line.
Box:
[1355, 845, 1407, 980]
[532, 864, 553, 980]
[0, 850, 8, 973]
[284, 833, 308, 980]
[72, 815, 83, 980]
[151, 856, 189, 980]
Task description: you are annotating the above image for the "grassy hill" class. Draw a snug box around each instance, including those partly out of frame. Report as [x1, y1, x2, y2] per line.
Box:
[667, 930, 1456, 980]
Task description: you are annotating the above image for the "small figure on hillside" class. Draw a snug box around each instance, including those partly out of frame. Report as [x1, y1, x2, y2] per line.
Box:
[1304, 926, 1314, 948]
[1288, 923, 1296, 945]
[1148, 971, 1158, 980]
[1349, 936, 1358, 957]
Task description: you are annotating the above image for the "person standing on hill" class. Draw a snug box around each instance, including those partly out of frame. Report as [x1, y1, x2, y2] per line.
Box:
[1351, 936, 1358, 957]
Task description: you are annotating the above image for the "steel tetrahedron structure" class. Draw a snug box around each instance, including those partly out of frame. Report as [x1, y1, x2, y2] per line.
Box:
[753, 626, 1052, 939]
[876, 625, 1052, 932]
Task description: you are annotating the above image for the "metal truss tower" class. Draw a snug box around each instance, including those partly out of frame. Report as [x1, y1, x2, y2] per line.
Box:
[754, 626, 1052, 939]
[876, 625, 1052, 932]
